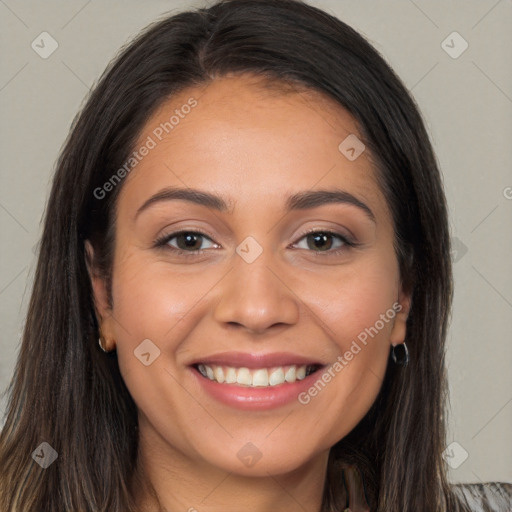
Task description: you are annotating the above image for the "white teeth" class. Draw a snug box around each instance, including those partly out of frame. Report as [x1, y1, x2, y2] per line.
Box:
[197, 364, 315, 387]
[284, 366, 296, 382]
[252, 369, 269, 387]
[236, 367, 252, 386]
[213, 366, 225, 384]
[269, 367, 285, 386]
[296, 365, 306, 380]
[205, 365, 214, 380]
[225, 367, 237, 384]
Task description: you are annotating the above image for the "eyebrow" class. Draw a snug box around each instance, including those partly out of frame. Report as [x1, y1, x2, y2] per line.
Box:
[135, 186, 376, 223]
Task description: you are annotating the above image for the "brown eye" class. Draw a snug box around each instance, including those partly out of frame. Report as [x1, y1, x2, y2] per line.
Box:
[174, 232, 204, 251]
[294, 230, 353, 254]
[154, 231, 216, 253]
[306, 232, 336, 251]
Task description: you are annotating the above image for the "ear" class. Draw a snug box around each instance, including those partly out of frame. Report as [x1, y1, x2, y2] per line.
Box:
[389, 286, 412, 345]
[85, 240, 116, 350]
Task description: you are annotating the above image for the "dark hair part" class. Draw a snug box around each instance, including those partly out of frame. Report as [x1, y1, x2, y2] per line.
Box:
[0, 0, 466, 510]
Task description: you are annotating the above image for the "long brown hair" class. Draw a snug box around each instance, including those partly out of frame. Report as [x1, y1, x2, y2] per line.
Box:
[0, 1, 469, 510]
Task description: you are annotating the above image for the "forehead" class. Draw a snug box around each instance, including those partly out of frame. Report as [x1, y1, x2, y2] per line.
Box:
[117, 73, 389, 222]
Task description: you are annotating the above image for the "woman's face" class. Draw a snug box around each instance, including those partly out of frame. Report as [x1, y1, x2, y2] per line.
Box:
[88, 73, 410, 477]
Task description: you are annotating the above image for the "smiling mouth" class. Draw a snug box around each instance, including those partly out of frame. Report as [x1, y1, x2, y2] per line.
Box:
[194, 363, 321, 387]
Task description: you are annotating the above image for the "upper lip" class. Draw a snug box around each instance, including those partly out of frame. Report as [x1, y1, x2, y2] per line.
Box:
[189, 351, 325, 369]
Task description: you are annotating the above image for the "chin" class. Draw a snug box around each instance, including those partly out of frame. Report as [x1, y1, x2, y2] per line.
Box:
[196, 439, 325, 478]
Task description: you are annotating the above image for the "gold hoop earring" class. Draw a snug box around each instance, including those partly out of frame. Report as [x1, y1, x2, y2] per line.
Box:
[98, 336, 114, 354]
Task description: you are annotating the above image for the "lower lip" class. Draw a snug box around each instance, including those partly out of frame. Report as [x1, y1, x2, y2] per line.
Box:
[190, 366, 324, 410]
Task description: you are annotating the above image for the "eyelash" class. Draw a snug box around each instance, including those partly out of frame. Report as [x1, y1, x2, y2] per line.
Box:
[153, 228, 358, 258]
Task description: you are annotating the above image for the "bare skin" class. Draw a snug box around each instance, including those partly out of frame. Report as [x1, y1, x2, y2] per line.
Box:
[86, 73, 410, 512]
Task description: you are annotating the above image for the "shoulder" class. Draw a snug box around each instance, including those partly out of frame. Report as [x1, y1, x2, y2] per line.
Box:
[450, 482, 512, 512]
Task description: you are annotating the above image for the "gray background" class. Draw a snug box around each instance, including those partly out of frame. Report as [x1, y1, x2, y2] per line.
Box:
[1, 0, 511, 484]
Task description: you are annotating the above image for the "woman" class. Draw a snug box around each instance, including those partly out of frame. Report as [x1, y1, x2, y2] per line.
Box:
[0, 0, 510, 510]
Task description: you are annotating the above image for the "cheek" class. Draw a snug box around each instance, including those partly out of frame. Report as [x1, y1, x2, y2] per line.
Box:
[106, 252, 184, 379]
[108, 250, 231, 394]
[111, 250, 202, 334]
[107, 254, 206, 434]
[295, 260, 399, 444]
[301, 248, 400, 350]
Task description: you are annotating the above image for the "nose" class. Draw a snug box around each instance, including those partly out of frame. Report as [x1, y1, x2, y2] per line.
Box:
[212, 250, 300, 335]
